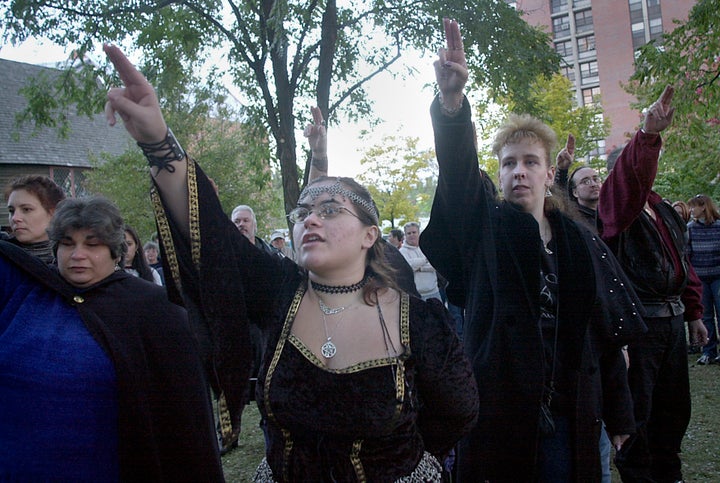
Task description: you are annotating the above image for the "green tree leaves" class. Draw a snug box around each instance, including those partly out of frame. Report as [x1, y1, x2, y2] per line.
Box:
[357, 135, 435, 229]
[627, 0, 720, 202]
[3, 0, 559, 214]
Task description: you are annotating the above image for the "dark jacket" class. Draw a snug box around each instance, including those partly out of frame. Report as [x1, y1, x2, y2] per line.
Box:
[0, 240, 223, 482]
[598, 131, 703, 321]
[420, 96, 645, 482]
[607, 201, 689, 317]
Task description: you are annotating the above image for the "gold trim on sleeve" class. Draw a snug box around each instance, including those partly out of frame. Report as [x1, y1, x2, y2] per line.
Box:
[351, 439, 366, 482]
[151, 187, 182, 291]
[264, 284, 306, 480]
[186, 159, 201, 268]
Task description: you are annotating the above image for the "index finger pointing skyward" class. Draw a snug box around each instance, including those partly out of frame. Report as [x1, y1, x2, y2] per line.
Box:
[444, 18, 463, 51]
[567, 134, 575, 155]
[311, 106, 324, 125]
[659, 85, 674, 107]
[103, 44, 150, 88]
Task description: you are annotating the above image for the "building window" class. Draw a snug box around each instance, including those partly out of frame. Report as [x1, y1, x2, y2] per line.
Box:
[577, 35, 595, 57]
[629, 8, 644, 25]
[631, 21, 646, 49]
[551, 0, 568, 14]
[50, 167, 88, 198]
[628, 0, 664, 49]
[555, 40, 573, 57]
[582, 87, 601, 106]
[561, 65, 576, 82]
[553, 15, 571, 39]
[649, 17, 663, 40]
[574, 9, 594, 34]
[580, 61, 598, 81]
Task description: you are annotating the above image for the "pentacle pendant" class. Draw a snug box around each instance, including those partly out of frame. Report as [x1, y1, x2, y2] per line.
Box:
[321, 339, 337, 358]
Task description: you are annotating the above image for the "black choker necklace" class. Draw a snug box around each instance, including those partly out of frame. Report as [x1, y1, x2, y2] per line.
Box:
[311, 275, 370, 294]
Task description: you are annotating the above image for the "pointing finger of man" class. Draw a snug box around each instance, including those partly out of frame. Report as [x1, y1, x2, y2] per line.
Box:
[566, 134, 575, 156]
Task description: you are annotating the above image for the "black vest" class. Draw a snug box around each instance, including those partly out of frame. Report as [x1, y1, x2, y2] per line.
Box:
[608, 200, 688, 318]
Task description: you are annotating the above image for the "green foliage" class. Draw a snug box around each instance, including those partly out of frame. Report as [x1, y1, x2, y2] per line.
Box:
[85, 150, 156, 241]
[3, 0, 560, 216]
[187, 117, 285, 238]
[85, 115, 283, 243]
[529, 74, 609, 160]
[475, 73, 610, 184]
[14, 57, 108, 139]
[626, 0, 720, 202]
[357, 135, 435, 228]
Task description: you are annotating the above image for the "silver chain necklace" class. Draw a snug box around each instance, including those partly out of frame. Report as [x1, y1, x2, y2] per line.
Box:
[319, 298, 346, 315]
[320, 304, 350, 358]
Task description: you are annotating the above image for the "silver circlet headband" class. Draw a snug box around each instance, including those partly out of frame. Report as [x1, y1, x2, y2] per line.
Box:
[299, 179, 379, 222]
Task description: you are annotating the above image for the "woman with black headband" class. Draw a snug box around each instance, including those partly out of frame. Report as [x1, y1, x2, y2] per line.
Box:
[103, 44, 478, 482]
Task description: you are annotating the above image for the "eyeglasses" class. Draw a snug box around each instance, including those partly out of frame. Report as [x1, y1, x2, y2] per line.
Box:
[287, 203, 362, 224]
[577, 175, 603, 186]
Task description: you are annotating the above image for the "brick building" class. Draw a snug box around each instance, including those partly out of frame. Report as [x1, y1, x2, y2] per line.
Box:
[511, 0, 695, 154]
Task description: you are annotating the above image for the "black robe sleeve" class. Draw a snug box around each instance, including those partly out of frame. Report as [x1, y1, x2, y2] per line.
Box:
[150, 159, 301, 444]
[420, 95, 496, 309]
[411, 299, 479, 457]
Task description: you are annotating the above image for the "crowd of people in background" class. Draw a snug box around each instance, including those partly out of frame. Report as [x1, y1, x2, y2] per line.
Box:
[2, 17, 719, 483]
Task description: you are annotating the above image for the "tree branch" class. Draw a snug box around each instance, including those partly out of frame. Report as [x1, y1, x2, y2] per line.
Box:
[329, 41, 402, 115]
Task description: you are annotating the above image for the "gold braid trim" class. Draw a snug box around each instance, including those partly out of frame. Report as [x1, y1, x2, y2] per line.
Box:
[264, 284, 305, 481]
[287, 335, 399, 373]
[217, 392, 235, 445]
[149, 157, 201, 289]
[186, 159, 201, 268]
[400, 292, 411, 347]
[151, 187, 182, 292]
[351, 439, 366, 482]
[393, 292, 411, 419]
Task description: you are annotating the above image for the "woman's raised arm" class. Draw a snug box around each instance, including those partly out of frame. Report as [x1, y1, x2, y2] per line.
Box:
[104, 44, 190, 234]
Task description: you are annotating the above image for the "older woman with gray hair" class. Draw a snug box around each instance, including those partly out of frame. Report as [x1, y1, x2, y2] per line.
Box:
[0, 196, 222, 482]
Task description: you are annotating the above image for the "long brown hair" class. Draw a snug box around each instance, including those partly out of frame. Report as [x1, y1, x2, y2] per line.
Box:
[688, 194, 720, 223]
[672, 200, 691, 223]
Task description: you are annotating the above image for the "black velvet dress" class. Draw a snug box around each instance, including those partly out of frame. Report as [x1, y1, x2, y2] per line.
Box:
[154, 161, 479, 482]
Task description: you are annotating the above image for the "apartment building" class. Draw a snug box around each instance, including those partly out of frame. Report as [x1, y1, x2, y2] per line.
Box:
[511, 0, 694, 154]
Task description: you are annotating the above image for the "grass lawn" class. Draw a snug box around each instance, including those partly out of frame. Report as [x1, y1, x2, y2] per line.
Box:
[221, 361, 719, 482]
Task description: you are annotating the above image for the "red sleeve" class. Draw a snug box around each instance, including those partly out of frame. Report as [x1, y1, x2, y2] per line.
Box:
[683, 261, 704, 322]
[599, 131, 662, 241]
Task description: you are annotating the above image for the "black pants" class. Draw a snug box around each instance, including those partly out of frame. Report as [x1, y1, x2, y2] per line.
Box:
[616, 314, 690, 483]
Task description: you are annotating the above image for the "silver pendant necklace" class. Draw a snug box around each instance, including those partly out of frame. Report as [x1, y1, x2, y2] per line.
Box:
[542, 222, 553, 255]
[319, 298, 351, 359]
[320, 309, 348, 358]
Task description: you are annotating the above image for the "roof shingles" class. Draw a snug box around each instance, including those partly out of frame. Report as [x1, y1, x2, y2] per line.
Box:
[0, 58, 132, 169]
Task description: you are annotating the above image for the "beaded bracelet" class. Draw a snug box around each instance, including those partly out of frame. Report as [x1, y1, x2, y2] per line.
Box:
[137, 129, 186, 173]
[439, 92, 463, 117]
